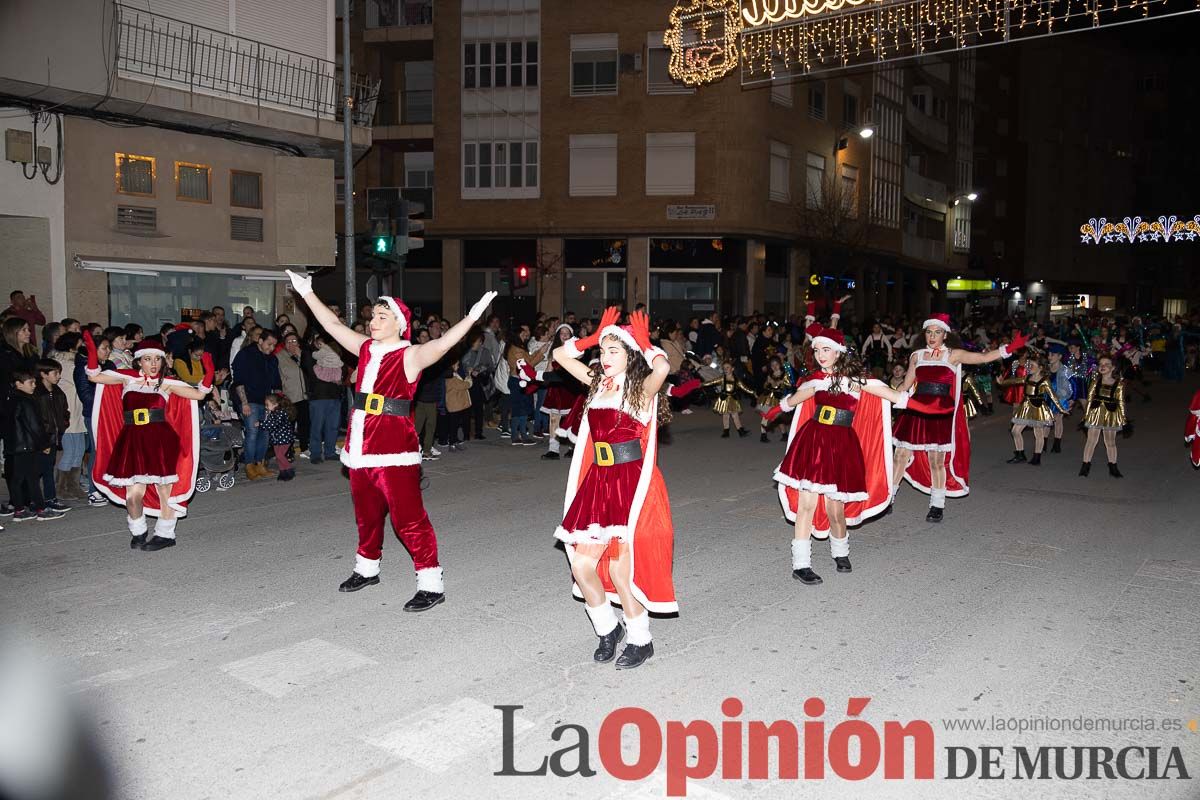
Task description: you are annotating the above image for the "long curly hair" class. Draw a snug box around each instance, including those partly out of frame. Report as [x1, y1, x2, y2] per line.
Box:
[821, 346, 867, 395]
[583, 336, 672, 427]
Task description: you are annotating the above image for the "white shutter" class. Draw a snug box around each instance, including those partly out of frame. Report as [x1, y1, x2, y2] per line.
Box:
[235, 0, 329, 61]
[569, 135, 618, 197]
[769, 141, 790, 202]
[645, 132, 695, 196]
[124, 0, 229, 31]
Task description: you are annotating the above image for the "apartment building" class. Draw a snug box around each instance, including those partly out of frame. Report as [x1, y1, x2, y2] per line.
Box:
[0, 0, 374, 326]
[346, 0, 976, 324]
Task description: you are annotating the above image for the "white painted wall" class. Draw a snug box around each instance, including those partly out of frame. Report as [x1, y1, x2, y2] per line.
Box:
[0, 108, 67, 319]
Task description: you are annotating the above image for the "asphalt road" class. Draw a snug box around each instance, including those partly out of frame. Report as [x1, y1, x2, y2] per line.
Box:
[1, 378, 1197, 800]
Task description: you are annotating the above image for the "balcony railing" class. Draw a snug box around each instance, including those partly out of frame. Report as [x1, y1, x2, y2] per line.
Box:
[115, 2, 378, 126]
[367, 0, 434, 28]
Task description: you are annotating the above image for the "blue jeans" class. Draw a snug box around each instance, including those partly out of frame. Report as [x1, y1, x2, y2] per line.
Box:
[508, 377, 532, 438]
[308, 399, 341, 459]
[57, 432, 86, 470]
[242, 403, 267, 463]
[533, 387, 548, 435]
[83, 416, 98, 492]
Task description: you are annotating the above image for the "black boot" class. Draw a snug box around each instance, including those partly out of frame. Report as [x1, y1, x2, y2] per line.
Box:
[760, 432, 769, 443]
[737, 428, 749, 437]
[721, 428, 730, 438]
[1051, 438, 1062, 453]
[615, 641, 654, 670]
[403, 590, 445, 612]
[1007, 450, 1027, 463]
[926, 506, 944, 523]
[540, 451, 560, 460]
[338, 572, 380, 592]
[1108, 462, 1123, 479]
[1029, 452, 1042, 466]
[130, 534, 147, 549]
[1079, 462, 1091, 477]
[792, 567, 823, 585]
[140, 536, 176, 552]
[593, 624, 625, 663]
[834, 556, 852, 572]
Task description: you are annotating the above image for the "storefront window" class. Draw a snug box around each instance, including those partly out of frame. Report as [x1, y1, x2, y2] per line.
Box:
[107, 273, 277, 328]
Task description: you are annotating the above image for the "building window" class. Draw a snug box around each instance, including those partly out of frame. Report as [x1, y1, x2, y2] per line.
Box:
[405, 152, 434, 188]
[571, 34, 618, 96]
[335, 178, 345, 205]
[230, 171, 263, 209]
[645, 132, 695, 196]
[569, 134, 618, 197]
[647, 32, 694, 95]
[840, 163, 858, 217]
[115, 153, 155, 196]
[769, 140, 790, 203]
[175, 161, 211, 203]
[230, 215, 264, 242]
[996, 158, 1008, 177]
[843, 92, 859, 127]
[403, 61, 434, 124]
[994, 198, 1007, 218]
[464, 40, 538, 90]
[807, 81, 826, 120]
[463, 140, 538, 195]
[805, 152, 825, 209]
[932, 96, 947, 121]
[770, 73, 793, 107]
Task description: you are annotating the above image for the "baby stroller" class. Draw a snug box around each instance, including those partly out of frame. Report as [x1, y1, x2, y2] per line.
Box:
[197, 419, 244, 493]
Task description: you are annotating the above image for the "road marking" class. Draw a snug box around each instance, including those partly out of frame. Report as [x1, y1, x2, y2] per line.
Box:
[65, 659, 177, 693]
[220, 638, 376, 698]
[364, 697, 533, 774]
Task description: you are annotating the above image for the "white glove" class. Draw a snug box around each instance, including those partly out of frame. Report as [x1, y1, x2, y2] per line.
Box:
[468, 290, 499, 322]
[285, 269, 313, 297]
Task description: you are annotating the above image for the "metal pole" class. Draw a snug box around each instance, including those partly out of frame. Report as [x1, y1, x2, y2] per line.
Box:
[342, 0, 357, 324]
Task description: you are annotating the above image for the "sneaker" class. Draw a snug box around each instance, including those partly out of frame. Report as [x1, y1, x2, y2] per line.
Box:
[46, 499, 72, 513]
[298, 451, 311, 460]
[87, 491, 108, 507]
[430, 446, 442, 457]
[422, 451, 440, 462]
[521, 436, 537, 446]
[500, 429, 511, 438]
[681, 408, 694, 415]
[36, 507, 66, 521]
[12, 508, 36, 523]
[0, 503, 15, 517]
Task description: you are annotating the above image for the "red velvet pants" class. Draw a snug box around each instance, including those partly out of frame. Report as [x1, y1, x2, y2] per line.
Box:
[349, 465, 439, 571]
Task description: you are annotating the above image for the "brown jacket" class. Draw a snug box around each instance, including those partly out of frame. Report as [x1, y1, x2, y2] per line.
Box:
[505, 342, 547, 377]
[445, 374, 473, 413]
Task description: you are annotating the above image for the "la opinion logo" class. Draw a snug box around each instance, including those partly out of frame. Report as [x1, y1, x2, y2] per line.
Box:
[664, 0, 743, 86]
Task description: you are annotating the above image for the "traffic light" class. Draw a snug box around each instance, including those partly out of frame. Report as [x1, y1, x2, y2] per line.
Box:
[372, 234, 394, 256]
[514, 263, 530, 290]
[397, 198, 425, 256]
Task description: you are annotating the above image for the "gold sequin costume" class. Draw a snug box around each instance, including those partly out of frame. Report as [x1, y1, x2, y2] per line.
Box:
[962, 374, 985, 420]
[756, 374, 792, 410]
[1003, 375, 1067, 426]
[704, 375, 756, 415]
[1082, 376, 1126, 431]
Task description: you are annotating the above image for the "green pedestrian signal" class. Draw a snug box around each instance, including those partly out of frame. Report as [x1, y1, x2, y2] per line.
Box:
[374, 235, 393, 254]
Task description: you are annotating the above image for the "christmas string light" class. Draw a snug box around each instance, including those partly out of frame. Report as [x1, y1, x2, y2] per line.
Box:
[665, 0, 745, 86]
[1080, 215, 1200, 244]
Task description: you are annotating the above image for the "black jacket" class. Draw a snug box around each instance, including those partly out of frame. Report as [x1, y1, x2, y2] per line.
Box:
[4, 392, 50, 454]
[300, 349, 342, 401]
[34, 384, 68, 449]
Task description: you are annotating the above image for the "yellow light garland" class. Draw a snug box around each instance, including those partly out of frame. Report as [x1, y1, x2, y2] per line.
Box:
[665, 0, 745, 86]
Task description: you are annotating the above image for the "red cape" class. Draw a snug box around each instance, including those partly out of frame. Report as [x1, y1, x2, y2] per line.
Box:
[777, 376, 895, 538]
[902, 361, 971, 497]
[561, 395, 677, 613]
[1187, 389, 1200, 468]
[91, 370, 200, 517]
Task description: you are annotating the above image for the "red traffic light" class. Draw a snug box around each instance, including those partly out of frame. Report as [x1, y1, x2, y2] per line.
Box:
[517, 264, 529, 279]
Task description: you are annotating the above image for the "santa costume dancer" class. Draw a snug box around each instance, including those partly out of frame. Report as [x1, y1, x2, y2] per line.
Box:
[1185, 389, 1200, 469]
[766, 325, 908, 585]
[86, 333, 211, 550]
[892, 314, 1027, 522]
[540, 323, 583, 461]
[552, 307, 676, 670]
[287, 269, 497, 611]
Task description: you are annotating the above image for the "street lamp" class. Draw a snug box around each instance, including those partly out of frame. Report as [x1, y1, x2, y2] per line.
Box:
[836, 122, 876, 152]
[951, 191, 979, 206]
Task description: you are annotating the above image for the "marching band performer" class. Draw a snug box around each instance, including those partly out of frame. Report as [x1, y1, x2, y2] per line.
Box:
[1080, 354, 1127, 478]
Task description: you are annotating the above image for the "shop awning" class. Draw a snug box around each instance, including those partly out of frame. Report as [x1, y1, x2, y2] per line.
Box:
[75, 257, 292, 281]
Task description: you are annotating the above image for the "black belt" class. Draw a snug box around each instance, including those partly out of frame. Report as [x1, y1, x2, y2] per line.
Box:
[354, 392, 412, 417]
[915, 381, 951, 396]
[814, 405, 854, 427]
[593, 439, 642, 466]
[124, 408, 165, 425]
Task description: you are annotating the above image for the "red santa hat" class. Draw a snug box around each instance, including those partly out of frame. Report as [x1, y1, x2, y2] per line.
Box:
[598, 324, 641, 353]
[376, 296, 413, 339]
[809, 326, 847, 353]
[515, 358, 538, 388]
[133, 340, 167, 360]
[923, 313, 953, 333]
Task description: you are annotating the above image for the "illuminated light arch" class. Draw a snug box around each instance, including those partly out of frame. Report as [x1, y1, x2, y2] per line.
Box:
[1080, 215, 1200, 244]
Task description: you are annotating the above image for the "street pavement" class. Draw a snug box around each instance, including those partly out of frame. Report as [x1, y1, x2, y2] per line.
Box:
[1, 378, 1198, 800]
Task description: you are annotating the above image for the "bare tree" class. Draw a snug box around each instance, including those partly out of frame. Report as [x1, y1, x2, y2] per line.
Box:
[533, 241, 564, 314]
[792, 168, 874, 316]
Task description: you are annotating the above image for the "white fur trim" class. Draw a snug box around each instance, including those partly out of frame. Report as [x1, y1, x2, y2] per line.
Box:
[342, 341, 414, 467]
[554, 523, 629, 545]
[930, 489, 947, 508]
[377, 297, 407, 335]
[810, 335, 847, 353]
[923, 318, 952, 333]
[624, 611, 652, 646]
[340, 450, 423, 469]
[598, 325, 642, 354]
[772, 471, 869, 503]
[104, 473, 180, 486]
[893, 392, 910, 410]
[829, 535, 850, 557]
[416, 566, 444, 593]
[560, 338, 584, 360]
[127, 516, 148, 536]
[355, 554, 381, 578]
[85, 366, 101, 376]
[893, 439, 953, 452]
[585, 603, 619, 636]
[779, 395, 793, 413]
[154, 516, 178, 540]
[644, 346, 667, 368]
[540, 404, 575, 415]
[134, 347, 167, 359]
[901, 359, 970, 498]
[556, 426, 578, 443]
[791, 538, 811, 569]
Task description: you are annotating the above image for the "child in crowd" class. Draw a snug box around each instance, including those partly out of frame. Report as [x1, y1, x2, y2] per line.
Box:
[34, 359, 71, 513]
[261, 393, 297, 481]
[4, 371, 64, 521]
[444, 358, 473, 452]
[174, 339, 207, 385]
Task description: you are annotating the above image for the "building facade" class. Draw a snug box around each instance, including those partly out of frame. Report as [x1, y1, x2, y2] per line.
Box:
[344, 0, 977, 326]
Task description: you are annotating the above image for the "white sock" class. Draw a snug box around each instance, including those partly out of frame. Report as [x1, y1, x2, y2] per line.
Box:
[127, 516, 147, 536]
[355, 553, 381, 578]
[791, 538, 812, 569]
[416, 566, 444, 593]
[930, 489, 946, 509]
[585, 602, 618, 636]
[830, 535, 850, 558]
[624, 611, 652, 646]
[548, 438, 560, 454]
[153, 517, 177, 540]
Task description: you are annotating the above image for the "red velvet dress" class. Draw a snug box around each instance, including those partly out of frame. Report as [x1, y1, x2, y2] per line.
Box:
[341, 340, 422, 468]
[555, 406, 646, 543]
[774, 389, 867, 502]
[893, 351, 956, 450]
[104, 385, 181, 485]
[556, 393, 587, 443]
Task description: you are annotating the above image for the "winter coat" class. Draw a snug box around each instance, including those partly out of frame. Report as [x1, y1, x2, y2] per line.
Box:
[51, 351, 86, 433]
[3, 392, 49, 454]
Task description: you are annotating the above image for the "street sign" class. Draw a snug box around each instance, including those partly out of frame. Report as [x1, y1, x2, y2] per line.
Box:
[667, 204, 717, 221]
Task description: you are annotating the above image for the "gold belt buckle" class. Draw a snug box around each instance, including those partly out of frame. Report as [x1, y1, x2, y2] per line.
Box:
[133, 408, 151, 426]
[594, 441, 615, 466]
[364, 393, 385, 416]
[817, 405, 836, 425]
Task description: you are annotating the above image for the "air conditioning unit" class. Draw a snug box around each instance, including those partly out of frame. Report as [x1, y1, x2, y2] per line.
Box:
[619, 52, 642, 74]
